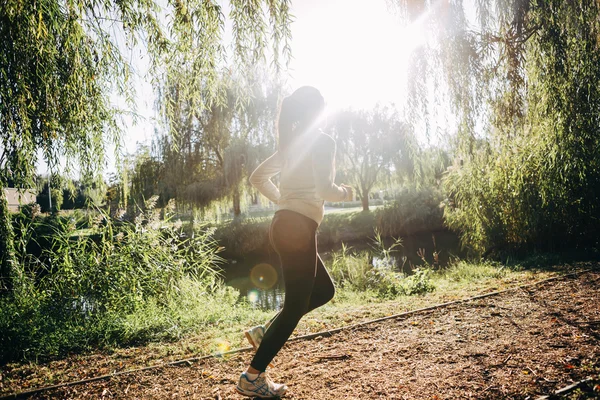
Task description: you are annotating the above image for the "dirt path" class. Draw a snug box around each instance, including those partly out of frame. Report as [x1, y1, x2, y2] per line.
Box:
[23, 271, 600, 399]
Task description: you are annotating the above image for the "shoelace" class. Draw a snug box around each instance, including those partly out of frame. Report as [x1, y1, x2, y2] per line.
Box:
[252, 376, 276, 395]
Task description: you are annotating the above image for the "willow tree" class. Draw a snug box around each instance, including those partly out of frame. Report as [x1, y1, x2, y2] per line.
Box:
[395, 0, 600, 253]
[332, 106, 413, 211]
[0, 0, 291, 292]
[155, 67, 283, 217]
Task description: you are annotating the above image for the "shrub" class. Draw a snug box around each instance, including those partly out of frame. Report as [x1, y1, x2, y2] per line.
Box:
[212, 217, 271, 256]
[375, 187, 445, 238]
[326, 236, 435, 299]
[0, 198, 225, 362]
[403, 267, 435, 295]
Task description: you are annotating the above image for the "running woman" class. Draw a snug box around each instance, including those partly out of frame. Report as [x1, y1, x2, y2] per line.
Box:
[235, 86, 353, 398]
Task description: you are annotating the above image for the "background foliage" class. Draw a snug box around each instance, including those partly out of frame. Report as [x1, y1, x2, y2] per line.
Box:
[397, 0, 600, 254]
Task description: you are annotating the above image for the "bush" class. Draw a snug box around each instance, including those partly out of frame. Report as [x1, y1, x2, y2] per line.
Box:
[0, 198, 226, 362]
[212, 217, 272, 257]
[403, 267, 436, 295]
[318, 211, 376, 247]
[210, 186, 446, 257]
[326, 237, 435, 299]
[375, 187, 445, 238]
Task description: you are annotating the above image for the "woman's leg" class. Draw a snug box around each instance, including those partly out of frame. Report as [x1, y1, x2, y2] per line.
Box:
[250, 211, 318, 372]
[306, 254, 335, 312]
[262, 254, 335, 328]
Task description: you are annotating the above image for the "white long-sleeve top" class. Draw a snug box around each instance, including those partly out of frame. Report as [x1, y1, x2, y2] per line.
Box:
[249, 131, 348, 225]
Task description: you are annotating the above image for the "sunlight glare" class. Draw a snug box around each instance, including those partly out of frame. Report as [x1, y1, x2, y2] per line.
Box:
[289, 0, 429, 110]
[247, 289, 260, 304]
[250, 263, 278, 290]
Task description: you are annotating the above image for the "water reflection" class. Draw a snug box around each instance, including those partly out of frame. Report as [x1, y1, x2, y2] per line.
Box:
[224, 255, 285, 310]
[222, 231, 461, 311]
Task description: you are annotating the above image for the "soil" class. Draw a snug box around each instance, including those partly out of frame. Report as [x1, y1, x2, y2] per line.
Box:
[4, 270, 600, 399]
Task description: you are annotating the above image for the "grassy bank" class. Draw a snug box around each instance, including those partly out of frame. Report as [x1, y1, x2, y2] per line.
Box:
[1, 189, 444, 365]
[214, 186, 447, 257]
[1, 194, 592, 394]
[0, 200, 227, 364]
[0, 198, 579, 366]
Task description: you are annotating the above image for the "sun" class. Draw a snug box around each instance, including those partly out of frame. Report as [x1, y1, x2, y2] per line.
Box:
[288, 0, 428, 111]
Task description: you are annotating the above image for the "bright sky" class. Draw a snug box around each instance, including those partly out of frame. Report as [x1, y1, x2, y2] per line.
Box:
[122, 0, 428, 153]
[38, 0, 431, 175]
[287, 0, 425, 111]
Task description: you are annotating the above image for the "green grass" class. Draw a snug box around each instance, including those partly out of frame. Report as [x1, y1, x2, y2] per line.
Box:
[1, 199, 225, 363]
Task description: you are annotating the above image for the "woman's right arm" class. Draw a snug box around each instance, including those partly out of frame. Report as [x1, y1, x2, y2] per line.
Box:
[249, 151, 283, 204]
[312, 134, 350, 202]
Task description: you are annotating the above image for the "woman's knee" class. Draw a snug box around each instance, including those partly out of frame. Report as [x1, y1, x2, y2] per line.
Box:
[323, 284, 336, 306]
[281, 302, 309, 321]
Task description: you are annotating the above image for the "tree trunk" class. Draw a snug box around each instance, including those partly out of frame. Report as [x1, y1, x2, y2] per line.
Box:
[361, 190, 370, 212]
[232, 187, 241, 217]
[0, 189, 15, 293]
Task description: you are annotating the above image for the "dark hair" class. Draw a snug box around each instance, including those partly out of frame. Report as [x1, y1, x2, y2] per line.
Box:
[277, 86, 325, 152]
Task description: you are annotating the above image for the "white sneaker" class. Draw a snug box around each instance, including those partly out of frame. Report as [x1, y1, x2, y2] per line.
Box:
[244, 325, 266, 350]
[236, 372, 287, 399]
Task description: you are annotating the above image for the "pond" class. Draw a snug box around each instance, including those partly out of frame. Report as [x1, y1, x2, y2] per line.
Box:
[221, 231, 462, 311]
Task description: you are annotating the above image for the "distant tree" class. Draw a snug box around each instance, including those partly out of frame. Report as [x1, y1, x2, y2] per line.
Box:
[332, 106, 413, 211]
[153, 70, 283, 217]
[36, 175, 64, 213]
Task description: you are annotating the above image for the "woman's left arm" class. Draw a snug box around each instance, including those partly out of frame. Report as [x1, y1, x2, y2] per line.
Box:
[249, 151, 283, 204]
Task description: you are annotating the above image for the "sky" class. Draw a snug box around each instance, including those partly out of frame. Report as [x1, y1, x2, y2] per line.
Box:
[37, 0, 434, 175]
[117, 0, 428, 155]
[286, 0, 425, 111]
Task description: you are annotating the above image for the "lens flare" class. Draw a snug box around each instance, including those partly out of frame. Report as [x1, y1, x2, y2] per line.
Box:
[214, 338, 231, 355]
[250, 263, 278, 289]
[247, 289, 260, 304]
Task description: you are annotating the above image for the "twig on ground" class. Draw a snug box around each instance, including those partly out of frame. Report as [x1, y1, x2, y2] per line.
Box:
[313, 354, 351, 362]
[573, 320, 600, 326]
[534, 377, 594, 400]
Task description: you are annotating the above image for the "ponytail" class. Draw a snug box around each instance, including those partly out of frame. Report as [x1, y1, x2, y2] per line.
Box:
[277, 86, 325, 153]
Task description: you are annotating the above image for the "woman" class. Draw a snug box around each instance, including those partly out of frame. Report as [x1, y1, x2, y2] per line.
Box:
[236, 86, 353, 398]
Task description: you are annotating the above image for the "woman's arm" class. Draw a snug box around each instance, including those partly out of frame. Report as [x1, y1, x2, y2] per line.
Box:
[249, 151, 283, 204]
[312, 134, 349, 202]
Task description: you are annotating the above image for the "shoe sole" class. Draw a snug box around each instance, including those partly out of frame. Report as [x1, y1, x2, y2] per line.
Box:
[235, 386, 285, 399]
[244, 331, 258, 350]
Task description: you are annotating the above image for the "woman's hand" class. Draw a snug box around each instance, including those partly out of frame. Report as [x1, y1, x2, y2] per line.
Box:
[341, 184, 354, 201]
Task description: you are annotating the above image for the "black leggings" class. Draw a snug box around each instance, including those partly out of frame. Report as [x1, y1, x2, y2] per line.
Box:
[250, 210, 335, 372]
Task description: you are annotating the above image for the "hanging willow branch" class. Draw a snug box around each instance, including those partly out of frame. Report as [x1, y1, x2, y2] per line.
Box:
[0, 0, 292, 291]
